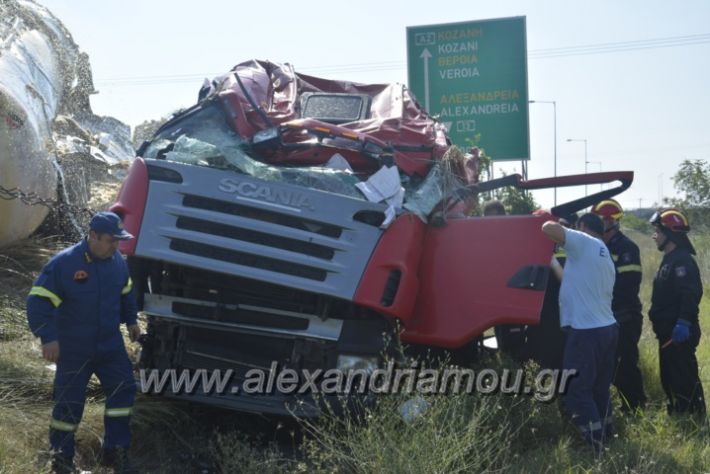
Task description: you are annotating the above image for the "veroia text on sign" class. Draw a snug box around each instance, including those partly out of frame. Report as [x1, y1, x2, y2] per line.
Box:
[407, 17, 530, 161]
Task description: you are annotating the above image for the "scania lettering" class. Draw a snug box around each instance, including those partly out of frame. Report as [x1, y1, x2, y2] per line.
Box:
[219, 178, 314, 210]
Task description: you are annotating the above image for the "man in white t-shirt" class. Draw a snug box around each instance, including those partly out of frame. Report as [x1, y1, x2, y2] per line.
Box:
[542, 212, 618, 450]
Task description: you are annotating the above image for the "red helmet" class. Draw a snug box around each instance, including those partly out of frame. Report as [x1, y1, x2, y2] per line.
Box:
[591, 199, 624, 221]
[649, 208, 690, 233]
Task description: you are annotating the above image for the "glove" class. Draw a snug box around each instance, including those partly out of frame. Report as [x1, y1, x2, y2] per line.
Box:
[671, 319, 691, 343]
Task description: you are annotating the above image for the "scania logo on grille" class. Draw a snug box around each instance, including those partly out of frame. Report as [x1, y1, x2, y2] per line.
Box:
[219, 178, 314, 210]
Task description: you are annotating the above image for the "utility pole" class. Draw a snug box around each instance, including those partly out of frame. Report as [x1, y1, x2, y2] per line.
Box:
[566, 138, 588, 195]
[529, 100, 557, 205]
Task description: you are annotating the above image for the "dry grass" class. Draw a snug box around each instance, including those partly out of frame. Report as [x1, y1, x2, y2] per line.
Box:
[87, 171, 124, 212]
[1, 223, 709, 473]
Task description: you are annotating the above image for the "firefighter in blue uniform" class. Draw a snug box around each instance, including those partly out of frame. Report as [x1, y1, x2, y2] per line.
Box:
[27, 212, 141, 473]
[649, 208, 706, 415]
[592, 200, 647, 412]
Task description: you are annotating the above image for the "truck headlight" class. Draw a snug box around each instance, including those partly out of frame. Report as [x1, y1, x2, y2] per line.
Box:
[336, 354, 378, 373]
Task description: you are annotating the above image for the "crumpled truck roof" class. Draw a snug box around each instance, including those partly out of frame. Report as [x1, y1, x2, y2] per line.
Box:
[199, 59, 451, 177]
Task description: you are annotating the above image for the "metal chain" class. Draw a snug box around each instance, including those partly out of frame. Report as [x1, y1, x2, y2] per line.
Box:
[0, 183, 96, 218]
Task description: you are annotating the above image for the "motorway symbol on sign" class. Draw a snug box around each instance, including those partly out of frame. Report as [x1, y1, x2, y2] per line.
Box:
[419, 48, 432, 111]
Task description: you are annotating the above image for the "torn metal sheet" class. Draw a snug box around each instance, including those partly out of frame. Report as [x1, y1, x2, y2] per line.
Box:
[199, 59, 451, 177]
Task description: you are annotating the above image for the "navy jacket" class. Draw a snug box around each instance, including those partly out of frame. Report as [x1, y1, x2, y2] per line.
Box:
[607, 231, 642, 315]
[27, 239, 137, 355]
[649, 247, 703, 336]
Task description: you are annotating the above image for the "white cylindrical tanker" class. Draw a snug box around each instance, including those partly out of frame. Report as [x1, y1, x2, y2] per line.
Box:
[0, 0, 79, 246]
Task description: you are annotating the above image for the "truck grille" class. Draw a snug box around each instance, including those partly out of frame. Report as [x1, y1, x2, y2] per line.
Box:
[175, 215, 335, 260]
[181, 327, 294, 374]
[135, 161, 385, 300]
[172, 301, 309, 330]
[170, 238, 328, 281]
[183, 194, 341, 238]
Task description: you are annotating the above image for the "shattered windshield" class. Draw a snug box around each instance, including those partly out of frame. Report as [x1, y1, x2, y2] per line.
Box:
[142, 102, 365, 200]
[403, 160, 465, 218]
[142, 101, 469, 222]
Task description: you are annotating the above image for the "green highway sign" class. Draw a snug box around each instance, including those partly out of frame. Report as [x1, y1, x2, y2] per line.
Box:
[407, 17, 530, 161]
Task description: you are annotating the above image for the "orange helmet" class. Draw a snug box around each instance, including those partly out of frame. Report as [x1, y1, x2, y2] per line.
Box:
[649, 208, 690, 233]
[591, 199, 624, 222]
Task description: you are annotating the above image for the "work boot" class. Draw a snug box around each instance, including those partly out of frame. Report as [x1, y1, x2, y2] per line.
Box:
[51, 454, 77, 474]
[99, 447, 138, 473]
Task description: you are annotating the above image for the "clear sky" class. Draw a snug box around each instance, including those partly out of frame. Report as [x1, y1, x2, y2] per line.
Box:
[37, 0, 710, 210]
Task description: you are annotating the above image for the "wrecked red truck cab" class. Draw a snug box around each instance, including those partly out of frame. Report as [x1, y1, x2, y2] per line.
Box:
[112, 60, 632, 415]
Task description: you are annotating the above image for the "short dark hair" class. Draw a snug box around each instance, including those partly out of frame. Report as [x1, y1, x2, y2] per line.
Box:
[482, 200, 506, 216]
[577, 212, 604, 236]
[559, 213, 578, 228]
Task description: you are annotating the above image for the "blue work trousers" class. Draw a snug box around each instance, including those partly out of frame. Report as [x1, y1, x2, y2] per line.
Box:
[563, 323, 619, 447]
[49, 348, 136, 460]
